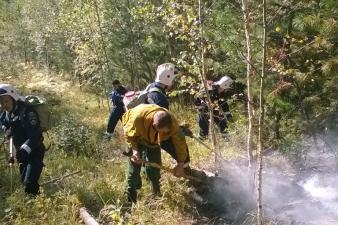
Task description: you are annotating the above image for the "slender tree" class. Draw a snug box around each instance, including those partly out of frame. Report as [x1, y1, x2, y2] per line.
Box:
[198, 0, 218, 163]
[257, 0, 267, 223]
[241, 0, 254, 167]
[92, 0, 111, 111]
[126, 0, 137, 89]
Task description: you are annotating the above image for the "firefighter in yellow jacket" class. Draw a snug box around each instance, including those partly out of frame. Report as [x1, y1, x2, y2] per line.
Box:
[122, 104, 189, 203]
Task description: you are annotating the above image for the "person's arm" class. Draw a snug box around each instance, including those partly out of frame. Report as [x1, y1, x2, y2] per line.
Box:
[158, 116, 188, 177]
[169, 119, 188, 163]
[0, 112, 10, 134]
[158, 118, 188, 162]
[147, 92, 169, 109]
[170, 126, 188, 177]
[123, 120, 139, 150]
[111, 91, 121, 106]
[125, 135, 139, 151]
[125, 133, 142, 164]
[123, 113, 142, 163]
[219, 99, 233, 120]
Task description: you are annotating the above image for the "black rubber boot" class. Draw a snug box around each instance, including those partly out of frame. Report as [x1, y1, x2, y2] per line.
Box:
[151, 182, 161, 197]
[127, 188, 137, 204]
[122, 189, 136, 216]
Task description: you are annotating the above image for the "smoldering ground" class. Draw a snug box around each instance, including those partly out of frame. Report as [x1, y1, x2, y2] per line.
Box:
[190, 138, 338, 225]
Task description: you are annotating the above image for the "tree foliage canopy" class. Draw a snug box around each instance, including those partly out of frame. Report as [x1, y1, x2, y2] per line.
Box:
[0, 0, 337, 148]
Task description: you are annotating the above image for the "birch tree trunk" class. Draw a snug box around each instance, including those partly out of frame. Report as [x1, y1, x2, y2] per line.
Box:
[93, 0, 111, 74]
[257, 0, 267, 223]
[127, 0, 137, 89]
[198, 0, 218, 163]
[93, 0, 111, 112]
[241, 0, 254, 167]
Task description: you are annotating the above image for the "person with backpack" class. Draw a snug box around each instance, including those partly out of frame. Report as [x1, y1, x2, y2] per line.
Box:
[122, 104, 189, 204]
[123, 63, 179, 110]
[195, 76, 235, 140]
[104, 80, 128, 139]
[146, 63, 179, 109]
[0, 84, 45, 195]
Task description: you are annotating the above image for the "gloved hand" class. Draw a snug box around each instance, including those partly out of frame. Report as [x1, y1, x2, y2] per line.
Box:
[130, 149, 142, 164]
[7, 156, 14, 165]
[16, 149, 29, 163]
[173, 162, 185, 177]
[122, 148, 133, 157]
[180, 125, 194, 138]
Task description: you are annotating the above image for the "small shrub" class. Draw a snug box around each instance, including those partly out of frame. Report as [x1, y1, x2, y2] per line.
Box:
[54, 115, 96, 156]
[2, 191, 81, 225]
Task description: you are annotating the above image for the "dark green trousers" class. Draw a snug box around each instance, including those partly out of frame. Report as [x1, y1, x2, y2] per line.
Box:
[126, 144, 161, 202]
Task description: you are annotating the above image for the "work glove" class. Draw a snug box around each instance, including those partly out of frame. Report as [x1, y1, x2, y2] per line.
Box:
[16, 149, 29, 163]
[173, 162, 185, 177]
[122, 148, 133, 157]
[130, 149, 142, 164]
[180, 125, 193, 138]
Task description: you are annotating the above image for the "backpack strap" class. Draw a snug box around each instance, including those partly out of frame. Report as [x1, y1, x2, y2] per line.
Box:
[148, 87, 164, 94]
[19, 103, 28, 128]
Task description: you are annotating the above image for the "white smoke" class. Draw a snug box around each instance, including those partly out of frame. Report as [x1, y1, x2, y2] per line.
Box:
[209, 138, 338, 225]
[302, 175, 338, 201]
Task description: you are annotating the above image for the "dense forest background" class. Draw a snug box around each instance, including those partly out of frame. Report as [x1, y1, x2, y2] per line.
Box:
[1, 0, 337, 150]
[0, 1, 337, 224]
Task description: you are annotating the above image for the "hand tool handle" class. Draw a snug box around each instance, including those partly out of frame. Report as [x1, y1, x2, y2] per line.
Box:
[9, 137, 13, 166]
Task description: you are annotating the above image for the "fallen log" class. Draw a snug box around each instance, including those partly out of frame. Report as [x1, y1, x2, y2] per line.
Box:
[41, 170, 82, 186]
[79, 207, 100, 225]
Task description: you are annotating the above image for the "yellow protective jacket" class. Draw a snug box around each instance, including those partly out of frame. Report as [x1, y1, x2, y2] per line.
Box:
[122, 104, 188, 162]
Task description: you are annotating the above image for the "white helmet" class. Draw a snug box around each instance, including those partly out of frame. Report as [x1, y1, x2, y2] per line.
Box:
[155, 63, 178, 86]
[0, 84, 24, 101]
[214, 76, 233, 91]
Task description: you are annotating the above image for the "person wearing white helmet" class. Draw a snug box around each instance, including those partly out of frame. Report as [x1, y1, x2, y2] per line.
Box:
[126, 63, 179, 197]
[0, 84, 45, 196]
[213, 76, 233, 92]
[146, 63, 179, 109]
[194, 76, 235, 139]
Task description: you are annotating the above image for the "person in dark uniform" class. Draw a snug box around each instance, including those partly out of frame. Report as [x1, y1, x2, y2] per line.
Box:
[146, 63, 179, 109]
[105, 80, 128, 138]
[195, 76, 235, 139]
[0, 84, 45, 196]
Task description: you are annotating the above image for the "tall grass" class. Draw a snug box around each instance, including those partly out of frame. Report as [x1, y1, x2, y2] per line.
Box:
[0, 67, 247, 224]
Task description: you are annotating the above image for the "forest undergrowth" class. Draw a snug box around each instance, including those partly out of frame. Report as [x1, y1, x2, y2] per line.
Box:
[0, 66, 245, 225]
[1, 66, 337, 225]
